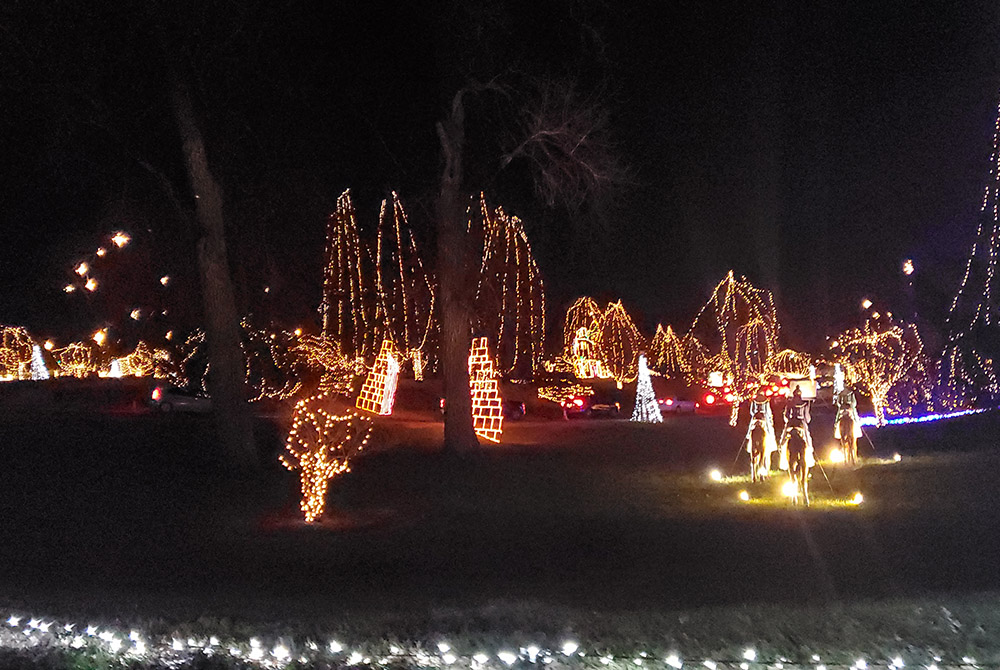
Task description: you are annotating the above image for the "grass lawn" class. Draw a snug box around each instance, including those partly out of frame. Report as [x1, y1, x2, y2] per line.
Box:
[2, 393, 1000, 664]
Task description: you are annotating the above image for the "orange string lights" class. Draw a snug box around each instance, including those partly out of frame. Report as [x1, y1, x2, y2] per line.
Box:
[596, 300, 643, 388]
[832, 315, 929, 425]
[471, 195, 546, 379]
[0, 326, 34, 380]
[468, 337, 504, 443]
[648, 324, 690, 380]
[355, 341, 400, 415]
[376, 193, 436, 380]
[320, 191, 376, 361]
[281, 393, 373, 523]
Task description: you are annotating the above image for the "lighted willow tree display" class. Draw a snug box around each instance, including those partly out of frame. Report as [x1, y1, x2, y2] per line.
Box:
[281, 393, 373, 523]
[940, 98, 1000, 408]
[631, 354, 662, 423]
[596, 300, 643, 388]
[375, 193, 436, 380]
[648, 324, 689, 379]
[833, 315, 929, 426]
[472, 195, 546, 379]
[563, 297, 603, 354]
[320, 190, 377, 362]
[0, 326, 34, 380]
[688, 271, 779, 423]
[561, 297, 609, 379]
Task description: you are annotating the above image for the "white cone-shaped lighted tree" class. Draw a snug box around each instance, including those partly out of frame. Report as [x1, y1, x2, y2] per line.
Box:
[30, 345, 49, 380]
[631, 354, 662, 423]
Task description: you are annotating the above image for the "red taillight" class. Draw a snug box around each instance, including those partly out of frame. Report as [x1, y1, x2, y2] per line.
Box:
[704, 393, 716, 405]
[665, 398, 674, 405]
[573, 398, 584, 407]
[152, 387, 162, 401]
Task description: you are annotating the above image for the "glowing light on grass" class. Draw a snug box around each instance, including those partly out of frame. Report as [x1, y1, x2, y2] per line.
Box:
[893, 453, 902, 462]
[562, 642, 579, 656]
[830, 448, 845, 463]
[443, 653, 457, 664]
[330, 641, 343, 653]
[709, 469, 723, 482]
[743, 649, 756, 661]
[666, 654, 683, 669]
[781, 480, 797, 497]
[499, 651, 517, 665]
[852, 492, 864, 505]
[738, 490, 750, 502]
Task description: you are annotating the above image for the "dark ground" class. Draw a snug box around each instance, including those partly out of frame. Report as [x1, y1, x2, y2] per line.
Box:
[1, 386, 999, 635]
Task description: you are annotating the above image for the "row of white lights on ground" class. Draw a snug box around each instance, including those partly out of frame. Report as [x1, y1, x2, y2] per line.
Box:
[0, 617, 977, 670]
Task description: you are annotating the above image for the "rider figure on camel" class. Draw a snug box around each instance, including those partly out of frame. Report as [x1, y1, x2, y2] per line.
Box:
[780, 386, 815, 471]
[744, 389, 777, 472]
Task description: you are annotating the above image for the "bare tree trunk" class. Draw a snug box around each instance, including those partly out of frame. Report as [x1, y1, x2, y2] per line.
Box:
[169, 74, 258, 472]
[436, 92, 480, 454]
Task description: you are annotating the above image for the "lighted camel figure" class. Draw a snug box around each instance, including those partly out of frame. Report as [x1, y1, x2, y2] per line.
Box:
[834, 386, 862, 466]
[785, 427, 810, 506]
[281, 394, 373, 523]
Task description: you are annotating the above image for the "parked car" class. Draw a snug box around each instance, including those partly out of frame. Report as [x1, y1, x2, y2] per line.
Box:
[150, 385, 212, 413]
[561, 388, 621, 419]
[658, 394, 698, 414]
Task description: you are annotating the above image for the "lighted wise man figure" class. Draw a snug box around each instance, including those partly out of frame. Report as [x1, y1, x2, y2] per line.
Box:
[281, 395, 372, 523]
[743, 389, 777, 476]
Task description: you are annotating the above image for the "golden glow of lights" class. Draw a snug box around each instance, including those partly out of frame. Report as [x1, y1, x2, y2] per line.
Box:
[537, 383, 593, 405]
[834, 315, 929, 425]
[75, 262, 89, 276]
[0, 326, 34, 380]
[54, 342, 95, 378]
[92, 330, 107, 346]
[861, 299, 873, 309]
[281, 392, 372, 523]
[597, 300, 643, 386]
[85, 278, 98, 292]
[472, 194, 546, 377]
[781, 480, 797, 497]
[160, 276, 170, 286]
[851, 492, 864, 505]
[96, 247, 106, 257]
[130, 309, 141, 321]
[120, 341, 155, 377]
[738, 490, 750, 502]
[903, 259, 914, 276]
[111, 231, 130, 248]
[830, 448, 845, 464]
[688, 271, 779, 425]
[709, 469, 723, 482]
[893, 452, 902, 462]
[43, 340, 54, 351]
[648, 323, 691, 379]
[356, 341, 400, 415]
[469, 337, 504, 443]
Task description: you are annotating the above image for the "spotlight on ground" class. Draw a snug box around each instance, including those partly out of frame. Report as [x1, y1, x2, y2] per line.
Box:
[893, 453, 902, 462]
[829, 448, 844, 463]
[738, 490, 750, 502]
[851, 492, 864, 505]
[709, 469, 722, 482]
[781, 480, 797, 497]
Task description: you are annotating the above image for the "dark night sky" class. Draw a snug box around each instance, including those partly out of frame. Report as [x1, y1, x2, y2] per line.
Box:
[1, 0, 998, 353]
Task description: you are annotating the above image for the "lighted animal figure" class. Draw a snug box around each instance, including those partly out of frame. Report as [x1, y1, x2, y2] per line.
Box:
[779, 387, 814, 504]
[281, 393, 373, 523]
[785, 424, 810, 506]
[743, 390, 776, 481]
[834, 386, 862, 466]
